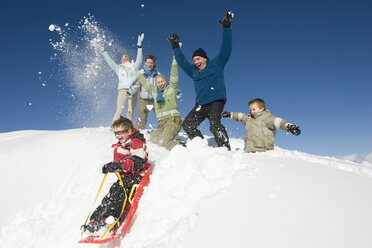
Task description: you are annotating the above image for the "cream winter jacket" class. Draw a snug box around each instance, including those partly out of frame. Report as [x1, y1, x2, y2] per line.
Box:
[102, 47, 143, 90]
[231, 110, 289, 152]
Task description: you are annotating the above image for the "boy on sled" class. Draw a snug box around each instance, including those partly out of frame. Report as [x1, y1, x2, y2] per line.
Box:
[81, 116, 150, 234]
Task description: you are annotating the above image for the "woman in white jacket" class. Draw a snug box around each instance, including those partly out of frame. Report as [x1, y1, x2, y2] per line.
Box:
[98, 34, 144, 123]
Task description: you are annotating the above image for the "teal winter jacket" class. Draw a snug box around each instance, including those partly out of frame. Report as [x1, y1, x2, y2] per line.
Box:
[173, 27, 232, 105]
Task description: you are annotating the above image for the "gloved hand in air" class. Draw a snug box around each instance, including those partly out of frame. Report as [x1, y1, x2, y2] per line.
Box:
[137, 33, 144, 47]
[222, 111, 231, 118]
[219, 11, 234, 28]
[287, 124, 301, 136]
[167, 33, 180, 49]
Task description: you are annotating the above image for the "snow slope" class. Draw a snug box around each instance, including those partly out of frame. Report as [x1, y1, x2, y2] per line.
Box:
[1, 128, 372, 248]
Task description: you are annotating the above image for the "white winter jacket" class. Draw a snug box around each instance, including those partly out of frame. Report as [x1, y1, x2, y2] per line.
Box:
[102, 47, 143, 90]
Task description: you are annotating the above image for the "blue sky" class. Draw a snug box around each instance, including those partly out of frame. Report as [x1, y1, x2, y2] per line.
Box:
[0, 0, 371, 156]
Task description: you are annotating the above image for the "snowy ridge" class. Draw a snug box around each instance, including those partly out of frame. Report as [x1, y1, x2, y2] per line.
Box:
[340, 152, 372, 165]
[1, 128, 372, 248]
[264, 147, 372, 179]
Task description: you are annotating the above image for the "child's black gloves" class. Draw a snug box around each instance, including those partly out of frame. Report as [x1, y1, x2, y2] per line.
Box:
[168, 33, 180, 49]
[222, 111, 231, 118]
[287, 124, 301, 136]
[102, 162, 122, 174]
[219, 11, 234, 28]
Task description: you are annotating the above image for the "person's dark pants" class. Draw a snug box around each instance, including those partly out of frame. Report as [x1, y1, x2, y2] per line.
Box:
[90, 174, 142, 223]
[182, 100, 231, 150]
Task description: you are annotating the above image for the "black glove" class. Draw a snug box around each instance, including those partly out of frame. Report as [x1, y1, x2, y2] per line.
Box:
[219, 11, 234, 28]
[167, 33, 180, 49]
[287, 124, 301, 136]
[222, 111, 231, 118]
[176, 90, 182, 99]
[102, 162, 122, 174]
[126, 90, 132, 98]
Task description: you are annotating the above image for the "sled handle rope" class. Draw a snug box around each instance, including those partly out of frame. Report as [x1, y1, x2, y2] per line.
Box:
[129, 184, 139, 205]
[99, 171, 128, 239]
[81, 173, 108, 238]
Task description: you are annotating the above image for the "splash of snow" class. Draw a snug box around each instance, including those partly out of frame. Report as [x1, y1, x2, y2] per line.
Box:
[48, 14, 135, 127]
[48, 24, 55, 31]
[146, 104, 154, 111]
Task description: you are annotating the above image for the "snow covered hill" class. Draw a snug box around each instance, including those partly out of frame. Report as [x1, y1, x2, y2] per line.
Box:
[1, 128, 372, 248]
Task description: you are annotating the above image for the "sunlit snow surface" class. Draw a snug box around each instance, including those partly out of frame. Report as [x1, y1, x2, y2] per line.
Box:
[1, 128, 372, 248]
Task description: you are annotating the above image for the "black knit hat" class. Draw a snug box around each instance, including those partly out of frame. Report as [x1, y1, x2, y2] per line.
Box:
[192, 48, 208, 60]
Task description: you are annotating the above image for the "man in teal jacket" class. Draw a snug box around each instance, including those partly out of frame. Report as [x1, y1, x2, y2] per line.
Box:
[168, 12, 234, 150]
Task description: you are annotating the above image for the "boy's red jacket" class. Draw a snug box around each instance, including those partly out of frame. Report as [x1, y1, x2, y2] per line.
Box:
[112, 129, 149, 176]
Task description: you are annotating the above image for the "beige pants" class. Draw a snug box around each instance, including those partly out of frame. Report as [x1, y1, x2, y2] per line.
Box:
[112, 89, 138, 123]
[150, 116, 182, 150]
[134, 98, 154, 130]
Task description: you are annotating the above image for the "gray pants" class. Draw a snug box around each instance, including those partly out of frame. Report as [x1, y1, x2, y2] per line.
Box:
[134, 98, 154, 130]
[112, 89, 138, 123]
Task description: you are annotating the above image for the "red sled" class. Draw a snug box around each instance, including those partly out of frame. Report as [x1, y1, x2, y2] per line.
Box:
[79, 164, 152, 244]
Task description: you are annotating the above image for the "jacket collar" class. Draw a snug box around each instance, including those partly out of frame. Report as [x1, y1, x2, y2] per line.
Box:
[251, 109, 270, 119]
[143, 65, 158, 77]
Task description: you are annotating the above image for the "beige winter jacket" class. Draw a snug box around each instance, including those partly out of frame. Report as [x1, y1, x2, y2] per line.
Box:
[231, 110, 289, 152]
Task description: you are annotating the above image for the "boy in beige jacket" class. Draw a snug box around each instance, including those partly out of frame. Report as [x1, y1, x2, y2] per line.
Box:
[222, 98, 301, 153]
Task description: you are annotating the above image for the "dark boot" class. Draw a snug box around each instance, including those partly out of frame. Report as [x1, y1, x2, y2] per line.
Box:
[81, 220, 107, 233]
